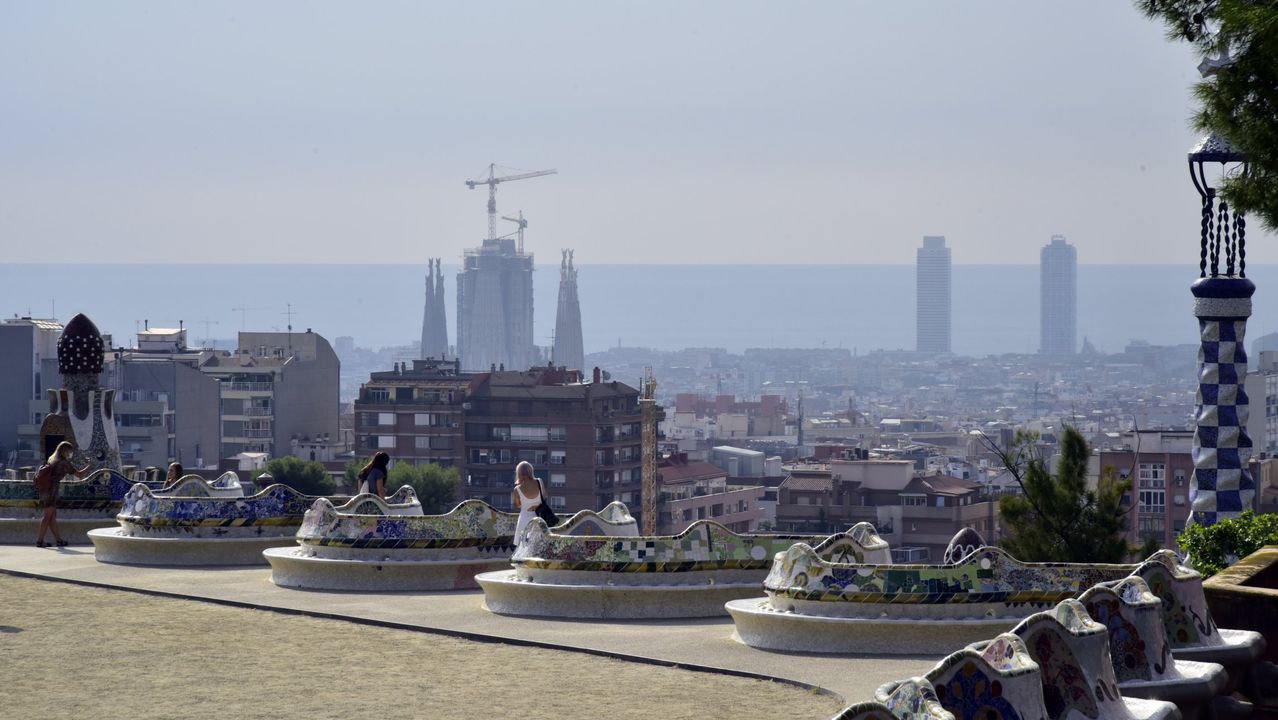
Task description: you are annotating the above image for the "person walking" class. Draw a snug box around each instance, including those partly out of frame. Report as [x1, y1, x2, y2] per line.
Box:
[356, 451, 390, 498]
[35, 441, 90, 548]
[512, 460, 555, 540]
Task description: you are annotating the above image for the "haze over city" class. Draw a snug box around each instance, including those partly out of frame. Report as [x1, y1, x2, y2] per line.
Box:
[4, 1, 1271, 266]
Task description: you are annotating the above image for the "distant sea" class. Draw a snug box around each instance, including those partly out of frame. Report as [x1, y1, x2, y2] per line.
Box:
[2, 264, 1275, 357]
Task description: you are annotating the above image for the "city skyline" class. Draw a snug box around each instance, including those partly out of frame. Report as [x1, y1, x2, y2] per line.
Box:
[4, 2, 1274, 266]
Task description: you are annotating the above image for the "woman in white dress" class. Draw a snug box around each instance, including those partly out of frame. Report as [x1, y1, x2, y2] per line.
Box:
[511, 460, 546, 541]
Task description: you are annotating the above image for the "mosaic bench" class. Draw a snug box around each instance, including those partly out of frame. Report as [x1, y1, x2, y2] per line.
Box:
[729, 536, 1139, 655]
[0, 469, 168, 544]
[1131, 551, 1269, 707]
[86, 484, 413, 566]
[265, 500, 637, 591]
[1078, 578, 1227, 719]
[832, 677, 954, 720]
[153, 472, 245, 498]
[476, 520, 883, 619]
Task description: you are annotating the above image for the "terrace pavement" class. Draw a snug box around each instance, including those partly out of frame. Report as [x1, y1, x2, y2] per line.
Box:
[0, 544, 934, 703]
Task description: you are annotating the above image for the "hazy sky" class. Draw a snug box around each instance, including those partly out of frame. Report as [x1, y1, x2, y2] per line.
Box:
[2, 2, 1267, 265]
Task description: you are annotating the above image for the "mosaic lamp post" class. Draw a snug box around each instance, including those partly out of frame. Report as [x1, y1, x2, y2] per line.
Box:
[1188, 133, 1253, 527]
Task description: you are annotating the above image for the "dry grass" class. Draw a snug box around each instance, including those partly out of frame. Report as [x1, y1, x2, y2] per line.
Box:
[0, 576, 842, 720]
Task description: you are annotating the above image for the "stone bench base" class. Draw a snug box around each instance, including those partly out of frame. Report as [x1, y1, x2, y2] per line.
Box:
[0, 518, 118, 545]
[1173, 628, 1266, 668]
[1119, 660, 1228, 720]
[264, 548, 513, 591]
[476, 569, 761, 619]
[725, 597, 1018, 655]
[88, 527, 296, 566]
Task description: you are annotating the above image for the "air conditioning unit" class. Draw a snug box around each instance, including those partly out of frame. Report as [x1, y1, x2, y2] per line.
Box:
[450, 422, 460, 428]
[462, 403, 472, 410]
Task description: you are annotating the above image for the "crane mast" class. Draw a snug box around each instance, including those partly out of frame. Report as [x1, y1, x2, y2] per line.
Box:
[466, 163, 557, 244]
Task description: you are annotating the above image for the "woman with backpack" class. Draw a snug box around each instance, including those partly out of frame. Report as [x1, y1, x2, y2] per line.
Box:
[356, 452, 390, 498]
[35, 441, 91, 548]
[511, 460, 558, 541]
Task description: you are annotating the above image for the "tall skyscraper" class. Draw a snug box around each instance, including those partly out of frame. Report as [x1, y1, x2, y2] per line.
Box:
[456, 238, 534, 372]
[1040, 234, 1077, 355]
[552, 249, 584, 372]
[916, 235, 951, 353]
[420, 258, 449, 360]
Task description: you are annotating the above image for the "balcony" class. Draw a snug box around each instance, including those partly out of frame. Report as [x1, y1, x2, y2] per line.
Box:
[243, 429, 273, 439]
[225, 382, 273, 393]
[245, 407, 273, 416]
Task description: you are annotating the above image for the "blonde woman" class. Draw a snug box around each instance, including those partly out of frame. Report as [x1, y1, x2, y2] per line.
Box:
[35, 441, 90, 547]
[511, 461, 554, 540]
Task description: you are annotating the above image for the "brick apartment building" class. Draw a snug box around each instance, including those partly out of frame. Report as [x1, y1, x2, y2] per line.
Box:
[1095, 429, 1196, 550]
[775, 459, 999, 561]
[353, 361, 653, 524]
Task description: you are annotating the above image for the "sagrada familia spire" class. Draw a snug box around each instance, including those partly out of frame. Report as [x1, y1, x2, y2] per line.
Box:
[552, 249, 584, 373]
[420, 258, 449, 360]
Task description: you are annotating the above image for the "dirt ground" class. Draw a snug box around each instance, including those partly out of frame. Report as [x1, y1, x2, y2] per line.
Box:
[0, 576, 843, 720]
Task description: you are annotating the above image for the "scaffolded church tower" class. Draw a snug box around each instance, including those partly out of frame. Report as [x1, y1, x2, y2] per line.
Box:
[552, 249, 584, 372]
[456, 239, 534, 372]
[420, 258, 449, 360]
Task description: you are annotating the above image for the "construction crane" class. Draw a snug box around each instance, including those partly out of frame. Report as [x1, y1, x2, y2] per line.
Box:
[501, 211, 529, 254]
[466, 164, 556, 242]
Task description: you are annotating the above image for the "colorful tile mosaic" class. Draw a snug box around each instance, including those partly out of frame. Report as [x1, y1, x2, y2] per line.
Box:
[1079, 578, 1170, 684]
[296, 498, 635, 552]
[764, 543, 1137, 608]
[117, 482, 349, 534]
[154, 473, 245, 498]
[1010, 600, 1126, 720]
[835, 678, 955, 720]
[511, 518, 827, 573]
[0, 469, 166, 514]
[809, 522, 893, 565]
[1128, 551, 1220, 650]
[913, 634, 1047, 720]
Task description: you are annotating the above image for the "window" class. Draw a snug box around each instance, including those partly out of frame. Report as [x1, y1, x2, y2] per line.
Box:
[431, 436, 453, 450]
[935, 496, 945, 508]
[415, 413, 432, 426]
[550, 450, 566, 465]
[511, 424, 548, 442]
[550, 472, 566, 486]
[1174, 469, 1187, 486]
[378, 412, 394, 426]
[1138, 489, 1165, 512]
[1138, 463, 1166, 488]
[365, 388, 390, 402]
[490, 426, 511, 441]
[414, 436, 430, 449]
[550, 495, 566, 510]
[549, 426, 567, 442]
[377, 435, 395, 449]
[901, 494, 927, 507]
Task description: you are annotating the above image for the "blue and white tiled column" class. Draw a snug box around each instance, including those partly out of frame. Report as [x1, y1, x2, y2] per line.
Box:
[1190, 277, 1256, 526]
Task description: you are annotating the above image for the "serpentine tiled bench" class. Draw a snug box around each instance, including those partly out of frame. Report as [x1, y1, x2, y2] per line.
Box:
[728, 537, 1138, 655]
[998, 600, 1180, 720]
[832, 677, 954, 720]
[1130, 550, 1267, 704]
[476, 519, 854, 619]
[1078, 578, 1226, 718]
[86, 484, 414, 566]
[264, 500, 637, 591]
[0, 469, 168, 544]
[155, 472, 245, 498]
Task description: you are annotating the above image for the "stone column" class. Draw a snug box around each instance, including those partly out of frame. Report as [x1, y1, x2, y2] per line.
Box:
[1189, 277, 1256, 526]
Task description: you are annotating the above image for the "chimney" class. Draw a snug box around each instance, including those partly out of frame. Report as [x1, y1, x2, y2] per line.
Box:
[593, 366, 601, 384]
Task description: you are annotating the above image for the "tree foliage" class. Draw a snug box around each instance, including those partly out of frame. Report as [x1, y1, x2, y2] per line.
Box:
[1138, 1, 1278, 229]
[252, 456, 335, 496]
[986, 426, 1132, 563]
[387, 462, 459, 514]
[1177, 510, 1278, 577]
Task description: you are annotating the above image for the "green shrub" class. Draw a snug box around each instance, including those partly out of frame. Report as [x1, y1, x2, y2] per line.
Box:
[1177, 511, 1278, 577]
[252, 456, 335, 496]
[387, 462, 459, 515]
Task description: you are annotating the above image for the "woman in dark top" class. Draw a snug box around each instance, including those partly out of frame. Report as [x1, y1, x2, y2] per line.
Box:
[36, 441, 90, 547]
[357, 451, 390, 498]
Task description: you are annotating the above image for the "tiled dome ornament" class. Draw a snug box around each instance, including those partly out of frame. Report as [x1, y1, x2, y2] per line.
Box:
[38, 312, 121, 472]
